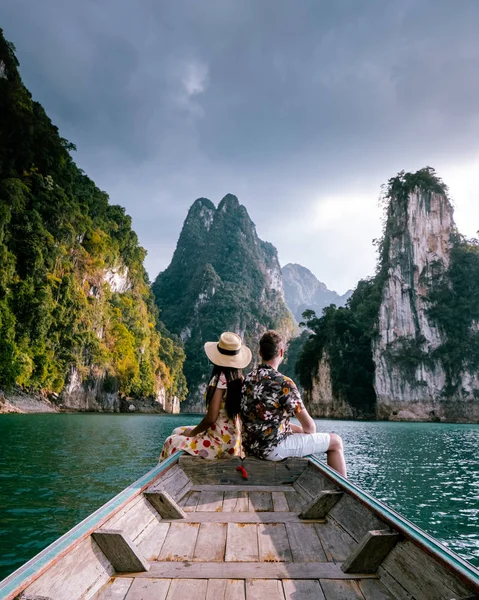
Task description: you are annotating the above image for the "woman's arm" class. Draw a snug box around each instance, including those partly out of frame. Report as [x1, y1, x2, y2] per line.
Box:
[182, 386, 224, 437]
[290, 423, 304, 433]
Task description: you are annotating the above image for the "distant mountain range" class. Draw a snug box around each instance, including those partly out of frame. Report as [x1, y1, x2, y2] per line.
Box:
[281, 263, 352, 323]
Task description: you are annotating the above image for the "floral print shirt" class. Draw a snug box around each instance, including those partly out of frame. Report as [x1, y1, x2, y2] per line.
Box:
[240, 363, 305, 459]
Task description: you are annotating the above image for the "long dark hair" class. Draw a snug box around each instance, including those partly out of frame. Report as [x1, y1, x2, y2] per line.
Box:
[205, 364, 244, 419]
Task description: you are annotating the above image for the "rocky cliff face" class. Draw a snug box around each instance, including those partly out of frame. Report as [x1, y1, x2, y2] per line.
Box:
[153, 194, 294, 411]
[300, 168, 479, 422]
[373, 184, 479, 422]
[282, 263, 352, 322]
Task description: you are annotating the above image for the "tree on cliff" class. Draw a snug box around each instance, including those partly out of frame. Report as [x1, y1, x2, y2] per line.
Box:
[0, 30, 186, 401]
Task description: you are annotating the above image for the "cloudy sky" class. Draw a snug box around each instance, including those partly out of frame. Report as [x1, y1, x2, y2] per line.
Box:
[2, 1, 479, 293]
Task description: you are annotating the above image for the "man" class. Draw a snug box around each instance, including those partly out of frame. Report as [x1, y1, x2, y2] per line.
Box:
[241, 330, 347, 476]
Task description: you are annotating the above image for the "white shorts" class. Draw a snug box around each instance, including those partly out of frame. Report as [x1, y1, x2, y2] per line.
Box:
[266, 433, 331, 461]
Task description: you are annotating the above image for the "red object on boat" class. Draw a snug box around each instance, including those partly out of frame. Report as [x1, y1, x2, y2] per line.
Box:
[236, 465, 248, 480]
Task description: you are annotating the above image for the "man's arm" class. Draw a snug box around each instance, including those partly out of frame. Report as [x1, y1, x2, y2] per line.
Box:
[296, 408, 316, 434]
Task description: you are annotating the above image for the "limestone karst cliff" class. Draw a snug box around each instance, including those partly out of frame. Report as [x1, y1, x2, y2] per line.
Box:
[298, 168, 479, 422]
[153, 194, 294, 411]
[282, 263, 352, 323]
[0, 30, 186, 413]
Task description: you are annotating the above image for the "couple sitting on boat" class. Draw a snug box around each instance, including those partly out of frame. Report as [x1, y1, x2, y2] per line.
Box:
[160, 330, 347, 477]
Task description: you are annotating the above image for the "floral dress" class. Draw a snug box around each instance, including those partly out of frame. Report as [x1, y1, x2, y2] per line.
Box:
[159, 373, 242, 461]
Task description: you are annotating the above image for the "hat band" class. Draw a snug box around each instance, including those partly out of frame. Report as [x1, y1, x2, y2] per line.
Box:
[217, 344, 240, 356]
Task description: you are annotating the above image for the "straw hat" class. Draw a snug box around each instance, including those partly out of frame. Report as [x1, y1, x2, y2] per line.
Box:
[204, 332, 252, 369]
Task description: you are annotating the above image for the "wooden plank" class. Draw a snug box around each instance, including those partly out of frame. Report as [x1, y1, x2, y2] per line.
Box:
[234, 492, 249, 513]
[196, 490, 224, 512]
[124, 578, 171, 600]
[129, 561, 377, 579]
[285, 523, 327, 562]
[206, 579, 245, 600]
[92, 578, 133, 600]
[166, 579, 208, 600]
[282, 579, 326, 600]
[249, 492, 273, 512]
[21, 536, 114, 600]
[315, 520, 356, 562]
[379, 539, 474, 600]
[225, 524, 259, 562]
[101, 496, 159, 543]
[146, 465, 192, 501]
[193, 523, 227, 561]
[245, 579, 285, 600]
[92, 530, 150, 572]
[182, 491, 201, 512]
[135, 521, 170, 561]
[157, 523, 200, 561]
[300, 491, 343, 519]
[176, 512, 324, 523]
[320, 579, 364, 600]
[258, 524, 292, 562]
[223, 491, 239, 512]
[144, 491, 187, 520]
[342, 530, 399, 574]
[179, 456, 242, 484]
[329, 494, 386, 542]
[272, 492, 289, 512]
[192, 485, 293, 493]
[358, 579, 396, 600]
[374, 568, 414, 600]
[295, 463, 338, 497]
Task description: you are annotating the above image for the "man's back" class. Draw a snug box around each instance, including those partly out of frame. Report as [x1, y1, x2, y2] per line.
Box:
[240, 363, 304, 459]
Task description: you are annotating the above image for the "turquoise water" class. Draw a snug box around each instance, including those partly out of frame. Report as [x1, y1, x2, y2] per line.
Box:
[0, 415, 478, 580]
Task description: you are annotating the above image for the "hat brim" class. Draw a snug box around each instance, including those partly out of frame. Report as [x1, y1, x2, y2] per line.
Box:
[204, 341, 252, 369]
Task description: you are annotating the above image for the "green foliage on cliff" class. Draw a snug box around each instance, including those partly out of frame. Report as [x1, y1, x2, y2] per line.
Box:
[153, 195, 293, 397]
[0, 30, 186, 400]
[427, 235, 479, 394]
[295, 167, 456, 415]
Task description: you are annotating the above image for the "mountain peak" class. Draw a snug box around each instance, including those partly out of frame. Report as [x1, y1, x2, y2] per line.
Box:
[218, 194, 240, 212]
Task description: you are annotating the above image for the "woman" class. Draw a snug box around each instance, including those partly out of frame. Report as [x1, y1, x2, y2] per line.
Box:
[159, 332, 252, 460]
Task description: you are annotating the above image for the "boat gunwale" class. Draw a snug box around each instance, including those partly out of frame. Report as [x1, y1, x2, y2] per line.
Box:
[0, 451, 185, 600]
[308, 455, 479, 591]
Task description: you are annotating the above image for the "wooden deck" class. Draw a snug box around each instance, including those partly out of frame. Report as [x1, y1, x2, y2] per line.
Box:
[92, 485, 394, 600]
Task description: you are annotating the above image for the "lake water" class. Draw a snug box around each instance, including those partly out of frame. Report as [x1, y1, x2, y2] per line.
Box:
[0, 414, 478, 580]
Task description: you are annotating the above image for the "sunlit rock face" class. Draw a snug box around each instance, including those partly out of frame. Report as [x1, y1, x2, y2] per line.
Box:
[373, 189, 479, 422]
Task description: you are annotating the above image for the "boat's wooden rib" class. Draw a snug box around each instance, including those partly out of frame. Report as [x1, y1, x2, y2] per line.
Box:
[1, 451, 478, 600]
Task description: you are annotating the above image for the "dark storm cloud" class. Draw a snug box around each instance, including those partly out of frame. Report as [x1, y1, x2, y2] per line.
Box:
[2, 0, 479, 291]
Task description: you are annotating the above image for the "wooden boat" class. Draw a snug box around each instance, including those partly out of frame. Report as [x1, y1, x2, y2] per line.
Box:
[1, 452, 478, 600]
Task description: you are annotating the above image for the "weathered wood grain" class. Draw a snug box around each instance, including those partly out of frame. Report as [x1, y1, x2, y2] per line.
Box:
[375, 568, 414, 600]
[196, 490, 224, 512]
[101, 496, 159, 543]
[225, 524, 259, 562]
[245, 579, 285, 600]
[320, 579, 364, 600]
[130, 561, 377, 579]
[92, 530, 150, 572]
[257, 524, 292, 562]
[124, 577, 171, 600]
[92, 577, 133, 600]
[285, 523, 327, 562]
[284, 491, 308, 513]
[144, 491, 187, 520]
[272, 492, 289, 512]
[328, 494, 386, 542]
[135, 521, 170, 561]
[146, 465, 192, 501]
[295, 463, 338, 497]
[176, 512, 323, 523]
[179, 457, 242, 484]
[165, 578, 208, 600]
[358, 579, 396, 600]
[206, 579, 245, 600]
[342, 530, 399, 574]
[181, 491, 201, 512]
[193, 485, 293, 493]
[315, 520, 356, 562]
[193, 523, 227, 561]
[379, 539, 474, 600]
[23, 537, 114, 600]
[299, 491, 343, 520]
[249, 492, 273, 512]
[282, 579, 326, 600]
[157, 523, 200, 561]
